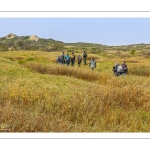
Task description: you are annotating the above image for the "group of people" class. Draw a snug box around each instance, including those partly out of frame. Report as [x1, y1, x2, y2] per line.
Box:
[112, 61, 128, 76]
[56, 52, 76, 66]
[57, 51, 88, 66]
[56, 51, 128, 74]
[56, 51, 97, 70]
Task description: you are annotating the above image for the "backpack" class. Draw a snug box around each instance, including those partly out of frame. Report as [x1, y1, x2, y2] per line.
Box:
[123, 64, 128, 71]
[71, 54, 75, 59]
[90, 60, 96, 68]
[124, 66, 128, 71]
[112, 66, 115, 71]
[83, 52, 87, 58]
[78, 56, 82, 61]
[117, 65, 122, 72]
[65, 55, 70, 61]
[121, 63, 128, 72]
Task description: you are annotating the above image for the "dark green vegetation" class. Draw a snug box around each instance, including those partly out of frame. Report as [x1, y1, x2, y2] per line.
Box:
[1, 33, 150, 54]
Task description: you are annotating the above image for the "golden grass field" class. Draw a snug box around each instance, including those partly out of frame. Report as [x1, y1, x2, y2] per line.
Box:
[0, 50, 150, 132]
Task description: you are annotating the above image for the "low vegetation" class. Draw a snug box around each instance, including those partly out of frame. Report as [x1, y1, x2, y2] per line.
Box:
[0, 49, 150, 132]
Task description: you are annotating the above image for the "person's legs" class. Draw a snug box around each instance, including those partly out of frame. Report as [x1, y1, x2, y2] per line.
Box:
[62, 59, 64, 64]
[78, 61, 80, 67]
[83, 57, 86, 65]
[72, 60, 75, 66]
[66, 60, 69, 66]
[79, 61, 81, 67]
[71, 60, 73, 66]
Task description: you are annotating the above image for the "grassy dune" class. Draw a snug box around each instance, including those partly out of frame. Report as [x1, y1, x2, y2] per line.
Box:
[0, 50, 150, 132]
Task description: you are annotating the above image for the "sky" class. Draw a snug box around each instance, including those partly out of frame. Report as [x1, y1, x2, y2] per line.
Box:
[1, 18, 150, 46]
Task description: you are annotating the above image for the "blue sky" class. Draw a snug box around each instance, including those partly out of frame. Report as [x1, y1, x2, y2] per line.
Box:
[1, 18, 150, 46]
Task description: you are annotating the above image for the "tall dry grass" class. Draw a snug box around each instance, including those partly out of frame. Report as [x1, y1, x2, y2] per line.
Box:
[1, 79, 150, 132]
[23, 61, 150, 87]
[24, 62, 100, 82]
[1, 51, 150, 132]
[128, 63, 150, 77]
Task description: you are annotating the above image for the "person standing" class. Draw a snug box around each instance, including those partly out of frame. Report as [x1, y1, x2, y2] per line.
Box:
[121, 61, 128, 75]
[61, 52, 65, 64]
[89, 58, 96, 71]
[83, 51, 87, 65]
[56, 56, 62, 64]
[77, 54, 82, 67]
[65, 53, 70, 66]
[112, 62, 119, 76]
[113, 62, 123, 76]
[70, 52, 76, 66]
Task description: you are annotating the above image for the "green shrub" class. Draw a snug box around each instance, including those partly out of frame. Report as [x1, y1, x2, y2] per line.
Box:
[130, 49, 136, 56]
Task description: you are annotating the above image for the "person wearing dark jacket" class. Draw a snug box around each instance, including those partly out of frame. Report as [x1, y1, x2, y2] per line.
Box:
[113, 62, 125, 76]
[61, 52, 65, 64]
[121, 61, 128, 75]
[57, 56, 62, 64]
[83, 51, 87, 65]
[113, 62, 119, 76]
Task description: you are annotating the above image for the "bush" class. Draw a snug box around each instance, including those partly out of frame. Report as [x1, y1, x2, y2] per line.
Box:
[130, 49, 136, 56]
[50, 44, 64, 51]
[0, 44, 8, 51]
